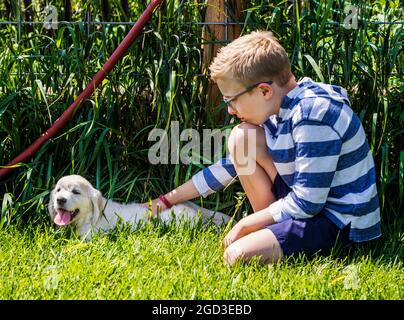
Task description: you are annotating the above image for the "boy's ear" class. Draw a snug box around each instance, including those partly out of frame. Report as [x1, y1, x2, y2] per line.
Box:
[258, 83, 273, 99]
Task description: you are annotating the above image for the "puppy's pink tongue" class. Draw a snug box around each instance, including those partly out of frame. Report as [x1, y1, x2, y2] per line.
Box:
[54, 211, 72, 226]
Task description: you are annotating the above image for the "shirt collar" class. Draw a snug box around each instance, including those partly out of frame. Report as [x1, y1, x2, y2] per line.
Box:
[278, 77, 313, 121]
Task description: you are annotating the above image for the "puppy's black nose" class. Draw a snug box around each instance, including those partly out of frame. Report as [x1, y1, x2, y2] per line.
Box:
[57, 197, 67, 206]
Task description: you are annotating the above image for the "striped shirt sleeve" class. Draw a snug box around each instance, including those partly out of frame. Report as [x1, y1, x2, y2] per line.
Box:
[269, 120, 343, 221]
[191, 155, 238, 198]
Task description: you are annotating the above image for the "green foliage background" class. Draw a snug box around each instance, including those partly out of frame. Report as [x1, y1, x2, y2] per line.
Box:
[0, 0, 403, 232]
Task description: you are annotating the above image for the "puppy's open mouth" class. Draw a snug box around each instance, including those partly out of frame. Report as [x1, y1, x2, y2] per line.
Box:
[54, 208, 79, 226]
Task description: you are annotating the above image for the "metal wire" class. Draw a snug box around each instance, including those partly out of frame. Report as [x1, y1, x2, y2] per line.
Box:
[0, 21, 153, 25]
[1, 20, 402, 26]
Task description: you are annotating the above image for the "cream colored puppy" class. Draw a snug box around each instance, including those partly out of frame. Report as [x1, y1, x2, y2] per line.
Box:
[48, 175, 231, 240]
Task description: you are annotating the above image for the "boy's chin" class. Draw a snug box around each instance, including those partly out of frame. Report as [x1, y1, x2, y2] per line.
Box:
[244, 119, 263, 126]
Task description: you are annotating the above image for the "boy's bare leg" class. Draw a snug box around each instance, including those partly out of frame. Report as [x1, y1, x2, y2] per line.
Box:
[225, 123, 284, 265]
[224, 228, 283, 265]
[228, 122, 278, 212]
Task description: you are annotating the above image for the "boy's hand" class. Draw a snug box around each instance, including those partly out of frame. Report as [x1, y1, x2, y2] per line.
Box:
[223, 208, 276, 248]
[141, 198, 167, 220]
[141, 179, 199, 220]
[223, 219, 248, 248]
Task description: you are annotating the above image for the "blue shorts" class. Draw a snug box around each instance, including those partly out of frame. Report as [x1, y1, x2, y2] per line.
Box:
[267, 174, 352, 257]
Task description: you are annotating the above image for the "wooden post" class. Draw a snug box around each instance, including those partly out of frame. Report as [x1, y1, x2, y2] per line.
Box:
[202, 0, 246, 123]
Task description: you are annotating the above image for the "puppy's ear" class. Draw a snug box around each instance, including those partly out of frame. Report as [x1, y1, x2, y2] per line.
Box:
[89, 187, 103, 225]
[48, 187, 57, 223]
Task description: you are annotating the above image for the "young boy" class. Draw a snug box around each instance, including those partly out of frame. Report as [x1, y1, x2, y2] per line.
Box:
[147, 30, 381, 265]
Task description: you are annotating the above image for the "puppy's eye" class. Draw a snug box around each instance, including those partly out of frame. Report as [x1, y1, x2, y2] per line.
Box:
[56, 188, 61, 192]
[72, 189, 81, 195]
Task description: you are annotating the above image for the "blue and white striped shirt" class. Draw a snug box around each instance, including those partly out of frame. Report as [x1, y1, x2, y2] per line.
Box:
[192, 77, 381, 242]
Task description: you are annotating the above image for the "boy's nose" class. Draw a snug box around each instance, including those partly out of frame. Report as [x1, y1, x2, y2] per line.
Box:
[227, 106, 236, 115]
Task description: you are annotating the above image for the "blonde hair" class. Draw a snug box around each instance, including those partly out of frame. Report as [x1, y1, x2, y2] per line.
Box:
[209, 30, 292, 87]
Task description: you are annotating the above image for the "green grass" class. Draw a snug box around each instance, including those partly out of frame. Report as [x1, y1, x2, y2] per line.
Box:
[0, 221, 403, 300]
[0, 0, 403, 300]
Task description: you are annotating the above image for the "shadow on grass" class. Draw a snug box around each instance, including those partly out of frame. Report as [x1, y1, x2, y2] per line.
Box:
[325, 226, 403, 266]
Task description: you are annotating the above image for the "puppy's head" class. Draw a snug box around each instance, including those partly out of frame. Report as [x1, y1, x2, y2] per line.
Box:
[48, 175, 103, 228]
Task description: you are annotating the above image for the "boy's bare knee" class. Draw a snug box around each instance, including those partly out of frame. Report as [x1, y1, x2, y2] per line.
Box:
[223, 243, 244, 266]
[228, 123, 263, 155]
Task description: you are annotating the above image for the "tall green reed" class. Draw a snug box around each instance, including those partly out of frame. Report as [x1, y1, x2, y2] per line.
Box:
[0, 0, 402, 226]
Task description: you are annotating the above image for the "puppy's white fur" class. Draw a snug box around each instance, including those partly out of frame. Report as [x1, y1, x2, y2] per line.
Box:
[49, 175, 231, 240]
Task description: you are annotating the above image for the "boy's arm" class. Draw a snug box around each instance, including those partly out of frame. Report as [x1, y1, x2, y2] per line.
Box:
[268, 120, 343, 222]
[162, 179, 200, 206]
[148, 155, 238, 214]
[190, 155, 238, 198]
[146, 179, 200, 217]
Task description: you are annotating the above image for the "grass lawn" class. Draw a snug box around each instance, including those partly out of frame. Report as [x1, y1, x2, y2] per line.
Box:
[0, 0, 402, 304]
[0, 220, 402, 300]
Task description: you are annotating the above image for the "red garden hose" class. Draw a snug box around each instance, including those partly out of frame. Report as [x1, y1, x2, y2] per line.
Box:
[0, 0, 164, 180]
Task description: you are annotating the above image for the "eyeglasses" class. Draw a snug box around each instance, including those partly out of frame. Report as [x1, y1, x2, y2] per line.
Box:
[222, 81, 273, 108]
